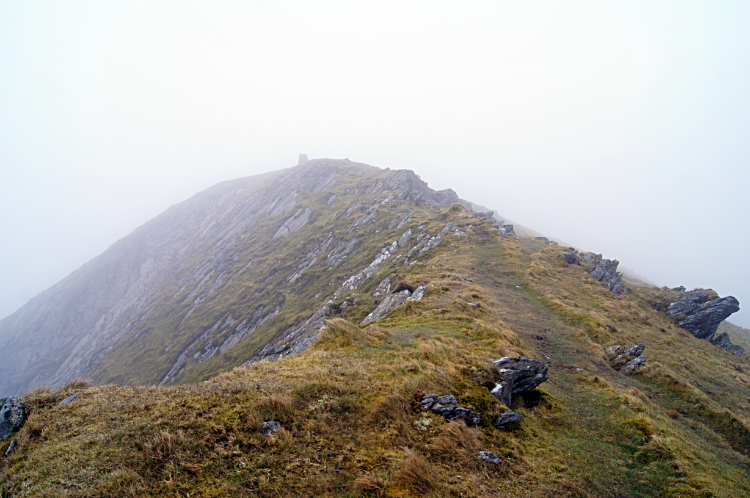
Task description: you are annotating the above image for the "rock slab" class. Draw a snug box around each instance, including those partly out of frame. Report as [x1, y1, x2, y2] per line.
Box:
[678, 296, 740, 341]
[494, 411, 523, 429]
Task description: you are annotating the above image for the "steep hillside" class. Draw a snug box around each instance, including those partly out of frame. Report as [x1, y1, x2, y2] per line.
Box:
[0, 160, 462, 395]
[2, 180, 750, 496]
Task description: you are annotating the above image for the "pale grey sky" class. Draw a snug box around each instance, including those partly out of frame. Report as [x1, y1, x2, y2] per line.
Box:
[1, 1, 749, 326]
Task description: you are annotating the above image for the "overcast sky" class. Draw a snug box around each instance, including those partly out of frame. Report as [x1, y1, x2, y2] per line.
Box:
[1, 1, 749, 327]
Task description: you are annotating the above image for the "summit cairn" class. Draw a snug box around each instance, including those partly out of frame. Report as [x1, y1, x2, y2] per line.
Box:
[298, 153, 309, 165]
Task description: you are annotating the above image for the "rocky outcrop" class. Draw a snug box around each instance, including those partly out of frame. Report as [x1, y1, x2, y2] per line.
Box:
[490, 357, 549, 407]
[0, 398, 28, 441]
[273, 207, 312, 239]
[245, 302, 332, 364]
[666, 291, 709, 317]
[361, 285, 426, 325]
[420, 394, 481, 426]
[590, 259, 624, 294]
[711, 332, 745, 356]
[677, 296, 740, 341]
[606, 343, 646, 375]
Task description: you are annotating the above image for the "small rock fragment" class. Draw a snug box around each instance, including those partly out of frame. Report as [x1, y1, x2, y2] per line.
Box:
[479, 451, 502, 464]
[494, 411, 523, 429]
[420, 394, 480, 426]
[5, 439, 16, 456]
[59, 392, 81, 406]
[467, 302, 480, 308]
[261, 421, 281, 437]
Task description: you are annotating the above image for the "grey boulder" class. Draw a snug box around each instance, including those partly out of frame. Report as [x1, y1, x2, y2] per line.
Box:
[0, 397, 28, 441]
[590, 259, 624, 294]
[479, 451, 502, 464]
[490, 357, 549, 407]
[678, 296, 740, 340]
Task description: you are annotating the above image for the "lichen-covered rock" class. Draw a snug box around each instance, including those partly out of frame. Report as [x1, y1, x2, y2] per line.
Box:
[420, 394, 480, 426]
[0, 398, 28, 441]
[590, 259, 624, 294]
[711, 332, 745, 356]
[678, 296, 740, 340]
[494, 411, 523, 429]
[605, 345, 623, 358]
[612, 343, 646, 364]
[666, 291, 709, 317]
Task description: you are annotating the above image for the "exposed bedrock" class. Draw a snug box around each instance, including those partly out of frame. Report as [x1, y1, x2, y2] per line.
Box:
[677, 296, 740, 341]
[711, 332, 745, 356]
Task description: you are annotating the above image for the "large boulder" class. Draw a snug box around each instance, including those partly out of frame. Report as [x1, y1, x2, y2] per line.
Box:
[678, 296, 740, 340]
[666, 291, 709, 317]
[559, 251, 580, 265]
[490, 357, 549, 407]
[0, 397, 28, 441]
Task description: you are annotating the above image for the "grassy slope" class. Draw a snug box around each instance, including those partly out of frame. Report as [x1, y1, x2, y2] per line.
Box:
[3, 207, 750, 497]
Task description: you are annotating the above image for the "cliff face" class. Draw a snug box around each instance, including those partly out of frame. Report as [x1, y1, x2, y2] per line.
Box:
[0, 159, 461, 395]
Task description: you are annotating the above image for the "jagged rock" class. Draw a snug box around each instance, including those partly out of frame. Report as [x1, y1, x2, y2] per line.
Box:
[590, 259, 624, 294]
[535, 237, 549, 242]
[261, 421, 281, 437]
[479, 451, 502, 464]
[621, 355, 646, 375]
[5, 439, 16, 456]
[335, 245, 395, 299]
[560, 251, 580, 265]
[678, 296, 740, 341]
[420, 394, 480, 426]
[409, 285, 427, 302]
[59, 392, 81, 406]
[494, 411, 523, 429]
[361, 290, 411, 325]
[372, 276, 392, 298]
[493, 357, 549, 394]
[666, 291, 709, 317]
[490, 357, 549, 407]
[711, 332, 745, 356]
[0, 398, 28, 441]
